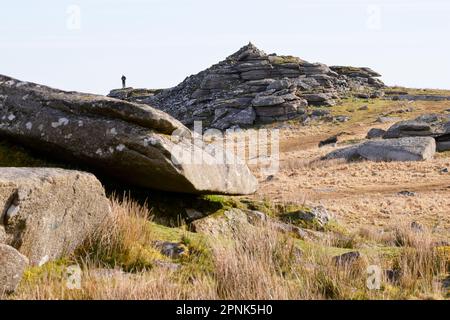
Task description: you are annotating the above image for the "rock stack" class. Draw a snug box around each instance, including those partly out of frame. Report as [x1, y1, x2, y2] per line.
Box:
[108, 43, 384, 130]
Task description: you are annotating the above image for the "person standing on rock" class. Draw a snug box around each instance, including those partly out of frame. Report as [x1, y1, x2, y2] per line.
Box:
[121, 75, 126, 89]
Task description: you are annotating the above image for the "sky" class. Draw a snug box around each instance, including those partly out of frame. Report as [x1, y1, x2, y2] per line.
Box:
[0, 0, 449, 94]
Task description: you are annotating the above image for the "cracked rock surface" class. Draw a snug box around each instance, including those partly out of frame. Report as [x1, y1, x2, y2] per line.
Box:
[0, 75, 258, 195]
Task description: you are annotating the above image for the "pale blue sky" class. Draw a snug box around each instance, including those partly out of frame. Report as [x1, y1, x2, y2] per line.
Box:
[1, 0, 449, 94]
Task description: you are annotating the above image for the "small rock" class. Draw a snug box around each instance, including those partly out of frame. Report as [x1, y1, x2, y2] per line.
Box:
[154, 241, 188, 259]
[385, 269, 401, 284]
[440, 168, 449, 173]
[185, 208, 204, 220]
[410, 221, 423, 232]
[319, 135, 338, 148]
[0, 244, 29, 294]
[310, 109, 331, 118]
[376, 116, 401, 124]
[398, 190, 416, 197]
[153, 260, 181, 271]
[288, 206, 331, 229]
[358, 105, 369, 111]
[334, 115, 350, 123]
[332, 251, 361, 267]
[366, 128, 386, 139]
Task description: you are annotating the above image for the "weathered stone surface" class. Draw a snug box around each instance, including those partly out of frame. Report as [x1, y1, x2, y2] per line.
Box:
[383, 120, 433, 139]
[108, 43, 384, 130]
[303, 93, 335, 106]
[358, 137, 435, 161]
[436, 134, 450, 152]
[325, 137, 436, 162]
[319, 135, 338, 147]
[191, 208, 310, 240]
[0, 75, 258, 195]
[366, 128, 386, 139]
[0, 244, 28, 294]
[0, 168, 111, 266]
[154, 241, 188, 259]
[332, 251, 362, 267]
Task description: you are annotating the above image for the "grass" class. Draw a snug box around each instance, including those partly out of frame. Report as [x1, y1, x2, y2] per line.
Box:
[6, 197, 448, 300]
[385, 86, 450, 96]
[0, 139, 58, 167]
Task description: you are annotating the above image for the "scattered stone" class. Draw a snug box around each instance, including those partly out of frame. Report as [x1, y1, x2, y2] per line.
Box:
[385, 269, 401, 284]
[334, 115, 350, 123]
[0, 74, 258, 195]
[376, 116, 401, 124]
[440, 168, 449, 173]
[0, 244, 29, 294]
[319, 135, 338, 148]
[366, 128, 386, 139]
[154, 241, 188, 259]
[332, 251, 361, 267]
[358, 105, 369, 111]
[153, 260, 181, 271]
[310, 109, 331, 118]
[398, 190, 416, 197]
[185, 208, 204, 221]
[0, 168, 111, 266]
[410, 221, 424, 232]
[191, 208, 313, 240]
[436, 133, 450, 152]
[325, 137, 436, 162]
[191, 208, 249, 236]
[282, 206, 331, 230]
[415, 113, 440, 123]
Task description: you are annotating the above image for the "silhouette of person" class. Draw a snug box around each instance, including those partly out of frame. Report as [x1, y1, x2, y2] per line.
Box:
[121, 75, 126, 89]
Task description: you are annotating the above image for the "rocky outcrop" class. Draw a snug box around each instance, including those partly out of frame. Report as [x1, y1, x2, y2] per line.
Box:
[325, 137, 436, 162]
[191, 208, 313, 240]
[382, 114, 450, 152]
[108, 43, 384, 130]
[0, 168, 111, 266]
[383, 120, 434, 139]
[0, 75, 258, 195]
[0, 244, 28, 294]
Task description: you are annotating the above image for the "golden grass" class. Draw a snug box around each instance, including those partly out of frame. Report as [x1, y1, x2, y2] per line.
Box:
[7, 197, 449, 300]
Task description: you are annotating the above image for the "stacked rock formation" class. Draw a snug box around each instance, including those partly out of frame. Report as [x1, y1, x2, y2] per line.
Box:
[108, 43, 384, 130]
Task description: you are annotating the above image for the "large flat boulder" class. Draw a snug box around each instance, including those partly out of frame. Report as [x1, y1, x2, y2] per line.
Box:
[325, 137, 436, 162]
[0, 244, 28, 294]
[0, 75, 258, 195]
[383, 120, 433, 139]
[0, 168, 111, 266]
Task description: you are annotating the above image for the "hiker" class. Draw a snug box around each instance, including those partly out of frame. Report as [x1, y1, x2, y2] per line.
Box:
[121, 75, 126, 89]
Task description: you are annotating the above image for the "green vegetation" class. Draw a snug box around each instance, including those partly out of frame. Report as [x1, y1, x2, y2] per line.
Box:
[385, 86, 450, 96]
[0, 139, 57, 167]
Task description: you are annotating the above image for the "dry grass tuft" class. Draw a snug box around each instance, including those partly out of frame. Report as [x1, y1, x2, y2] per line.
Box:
[8, 198, 449, 300]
